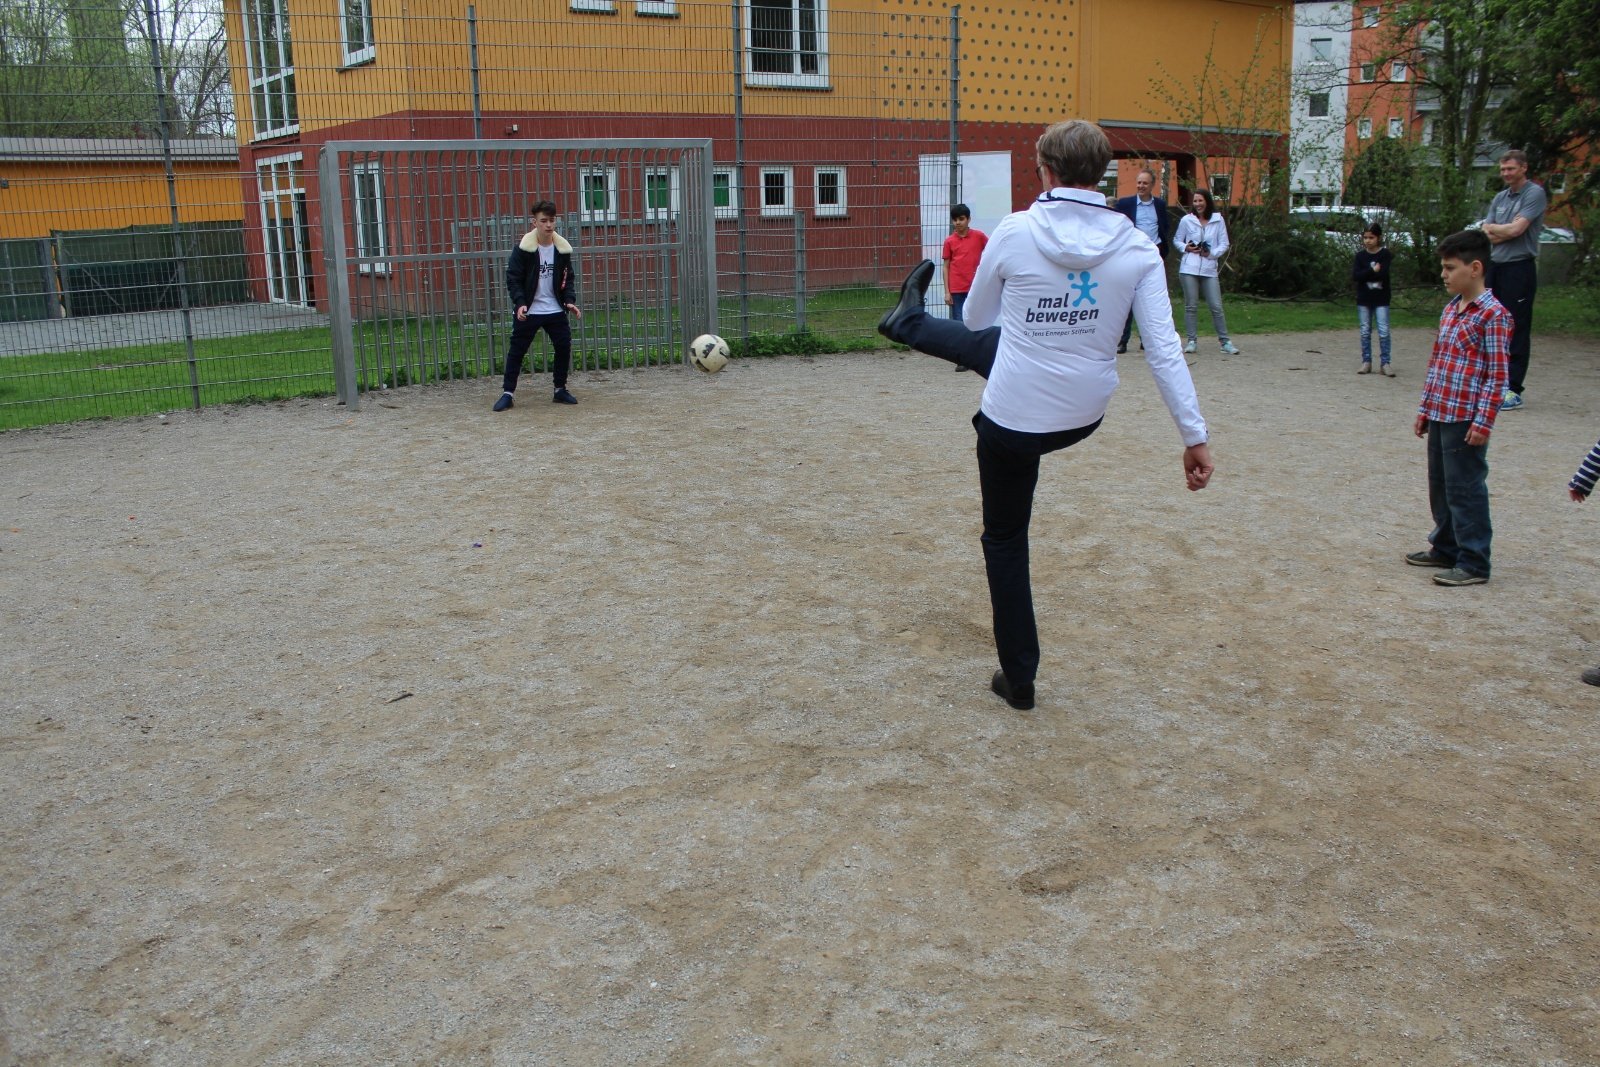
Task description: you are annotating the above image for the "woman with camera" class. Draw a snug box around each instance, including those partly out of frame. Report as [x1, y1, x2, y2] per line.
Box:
[1175, 188, 1241, 357]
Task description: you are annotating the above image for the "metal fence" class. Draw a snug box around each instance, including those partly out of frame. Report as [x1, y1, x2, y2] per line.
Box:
[318, 138, 718, 406]
[0, 0, 958, 430]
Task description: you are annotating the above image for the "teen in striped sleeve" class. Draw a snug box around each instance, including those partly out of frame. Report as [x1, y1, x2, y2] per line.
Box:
[1406, 230, 1511, 587]
[1576, 440, 1600, 686]
[1569, 439, 1600, 502]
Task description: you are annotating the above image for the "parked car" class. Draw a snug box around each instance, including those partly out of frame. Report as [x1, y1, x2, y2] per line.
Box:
[1290, 205, 1413, 249]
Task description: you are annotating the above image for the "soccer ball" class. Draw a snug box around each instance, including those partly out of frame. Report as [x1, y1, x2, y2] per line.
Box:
[689, 333, 729, 374]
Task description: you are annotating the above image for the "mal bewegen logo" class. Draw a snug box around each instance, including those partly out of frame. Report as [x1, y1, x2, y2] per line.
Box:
[1025, 270, 1100, 325]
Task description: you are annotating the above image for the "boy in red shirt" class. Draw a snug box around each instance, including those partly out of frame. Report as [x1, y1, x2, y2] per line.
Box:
[941, 203, 988, 324]
[1406, 229, 1511, 586]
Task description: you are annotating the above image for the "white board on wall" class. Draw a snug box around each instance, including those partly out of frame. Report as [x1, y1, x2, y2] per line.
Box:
[917, 151, 1013, 314]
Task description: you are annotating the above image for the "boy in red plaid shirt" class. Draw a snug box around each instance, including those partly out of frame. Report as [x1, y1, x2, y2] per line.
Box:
[1406, 230, 1511, 586]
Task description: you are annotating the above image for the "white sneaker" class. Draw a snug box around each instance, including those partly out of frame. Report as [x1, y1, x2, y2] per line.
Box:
[1220, 342, 1241, 355]
[1183, 340, 1197, 354]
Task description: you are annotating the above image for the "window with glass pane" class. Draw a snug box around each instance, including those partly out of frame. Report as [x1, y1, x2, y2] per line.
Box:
[1310, 38, 1332, 61]
[580, 169, 617, 222]
[354, 164, 387, 273]
[748, 0, 825, 85]
[712, 168, 737, 218]
[343, 0, 375, 65]
[646, 174, 671, 210]
[759, 167, 793, 216]
[1308, 92, 1330, 118]
[815, 167, 844, 216]
[245, 0, 297, 138]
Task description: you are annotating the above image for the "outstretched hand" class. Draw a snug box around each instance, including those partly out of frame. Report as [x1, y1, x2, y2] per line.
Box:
[1184, 443, 1214, 491]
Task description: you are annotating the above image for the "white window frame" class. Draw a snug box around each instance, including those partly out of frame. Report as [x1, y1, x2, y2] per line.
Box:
[744, 0, 829, 90]
[1359, 63, 1375, 83]
[1362, 6, 1379, 28]
[813, 166, 846, 217]
[712, 166, 739, 220]
[636, 0, 676, 14]
[1550, 173, 1567, 194]
[1208, 173, 1232, 201]
[571, 0, 615, 11]
[1308, 92, 1330, 118]
[758, 166, 794, 217]
[579, 167, 618, 223]
[256, 151, 309, 305]
[242, 0, 298, 140]
[1390, 60, 1408, 82]
[1387, 117, 1404, 138]
[1357, 117, 1373, 139]
[352, 161, 388, 274]
[643, 167, 680, 222]
[340, 0, 375, 67]
[1421, 118, 1435, 145]
[1309, 37, 1333, 62]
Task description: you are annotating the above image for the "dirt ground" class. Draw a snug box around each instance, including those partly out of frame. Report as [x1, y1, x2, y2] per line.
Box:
[3, 326, 1598, 1066]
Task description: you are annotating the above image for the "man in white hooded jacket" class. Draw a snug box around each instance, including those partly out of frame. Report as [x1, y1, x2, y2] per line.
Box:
[878, 120, 1214, 712]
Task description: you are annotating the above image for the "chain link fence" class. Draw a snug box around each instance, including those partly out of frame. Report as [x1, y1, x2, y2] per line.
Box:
[0, 0, 958, 429]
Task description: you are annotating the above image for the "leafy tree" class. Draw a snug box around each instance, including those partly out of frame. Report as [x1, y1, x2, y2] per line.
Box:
[1493, 0, 1599, 203]
[1343, 136, 1417, 209]
[0, 0, 231, 138]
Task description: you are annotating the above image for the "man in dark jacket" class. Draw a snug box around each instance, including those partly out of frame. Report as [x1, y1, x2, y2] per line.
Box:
[1112, 168, 1171, 353]
[494, 199, 583, 409]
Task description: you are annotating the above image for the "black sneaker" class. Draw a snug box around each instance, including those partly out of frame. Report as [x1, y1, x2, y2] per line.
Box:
[492, 392, 514, 411]
[552, 388, 577, 405]
[1405, 550, 1450, 568]
[1432, 568, 1488, 586]
[991, 670, 1035, 711]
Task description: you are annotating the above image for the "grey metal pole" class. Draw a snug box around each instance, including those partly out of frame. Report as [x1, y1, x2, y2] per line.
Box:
[141, 0, 201, 410]
[468, 6, 483, 139]
[318, 147, 359, 408]
[949, 5, 961, 214]
[732, 0, 748, 340]
[793, 212, 805, 332]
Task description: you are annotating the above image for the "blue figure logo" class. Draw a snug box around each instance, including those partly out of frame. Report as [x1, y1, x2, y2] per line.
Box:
[1067, 270, 1099, 308]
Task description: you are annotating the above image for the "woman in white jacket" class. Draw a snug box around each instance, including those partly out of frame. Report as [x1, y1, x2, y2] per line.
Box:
[1174, 189, 1241, 356]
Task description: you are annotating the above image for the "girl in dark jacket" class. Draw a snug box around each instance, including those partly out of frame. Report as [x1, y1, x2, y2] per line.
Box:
[1353, 223, 1393, 375]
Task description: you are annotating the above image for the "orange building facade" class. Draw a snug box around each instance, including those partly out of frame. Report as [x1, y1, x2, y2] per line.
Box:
[219, 0, 1291, 309]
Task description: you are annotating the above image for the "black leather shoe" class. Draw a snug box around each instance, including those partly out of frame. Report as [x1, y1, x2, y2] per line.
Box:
[552, 388, 578, 405]
[878, 259, 936, 341]
[991, 670, 1035, 711]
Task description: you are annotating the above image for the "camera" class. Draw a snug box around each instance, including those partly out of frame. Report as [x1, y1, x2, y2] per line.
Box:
[1194, 240, 1211, 256]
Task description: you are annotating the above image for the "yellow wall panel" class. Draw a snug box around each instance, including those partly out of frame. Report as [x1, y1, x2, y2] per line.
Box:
[0, 163, 244, 241]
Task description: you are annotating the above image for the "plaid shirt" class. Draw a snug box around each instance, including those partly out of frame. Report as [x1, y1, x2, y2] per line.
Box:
[1419, 290, 1511, 436]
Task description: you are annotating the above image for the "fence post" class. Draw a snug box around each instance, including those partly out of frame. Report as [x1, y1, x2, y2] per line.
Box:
[731, 0, 749, 340]
[793, 212, 806, 333]
[141, 0, 201, 410]
[318, 147, 359, 408]
[35, 238, 62, 319]
[949, 5, 962, 214]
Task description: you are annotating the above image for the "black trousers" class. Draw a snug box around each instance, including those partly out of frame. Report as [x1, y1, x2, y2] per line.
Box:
[502, 311, 572, 393]
[975, 412, 1102, 686]
[1487, 257, 1536, 395]
[884, 305, 999, 376]
[885, 304, 1104, 684]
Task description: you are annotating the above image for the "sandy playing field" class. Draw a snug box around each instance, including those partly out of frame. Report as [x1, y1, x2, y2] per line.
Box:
[3, 327, 1598, 1065]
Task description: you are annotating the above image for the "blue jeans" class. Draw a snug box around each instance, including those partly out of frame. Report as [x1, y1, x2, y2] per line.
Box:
[975, 412, 1102, 686]
[950, 291, 967, 323]
[1358, 304, 1391, 364]
[1180, 273, 1231, 345]
[1427, 420, 1492, 578]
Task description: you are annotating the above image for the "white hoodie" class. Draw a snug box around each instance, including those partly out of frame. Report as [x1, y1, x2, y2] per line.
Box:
[964, 187, 1208, 446]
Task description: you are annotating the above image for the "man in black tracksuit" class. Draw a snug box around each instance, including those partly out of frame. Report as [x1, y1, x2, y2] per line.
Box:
[494, 199, 583, 409]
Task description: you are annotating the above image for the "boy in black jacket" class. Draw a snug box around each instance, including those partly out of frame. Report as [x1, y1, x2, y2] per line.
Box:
[494, 199, 583, 409]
